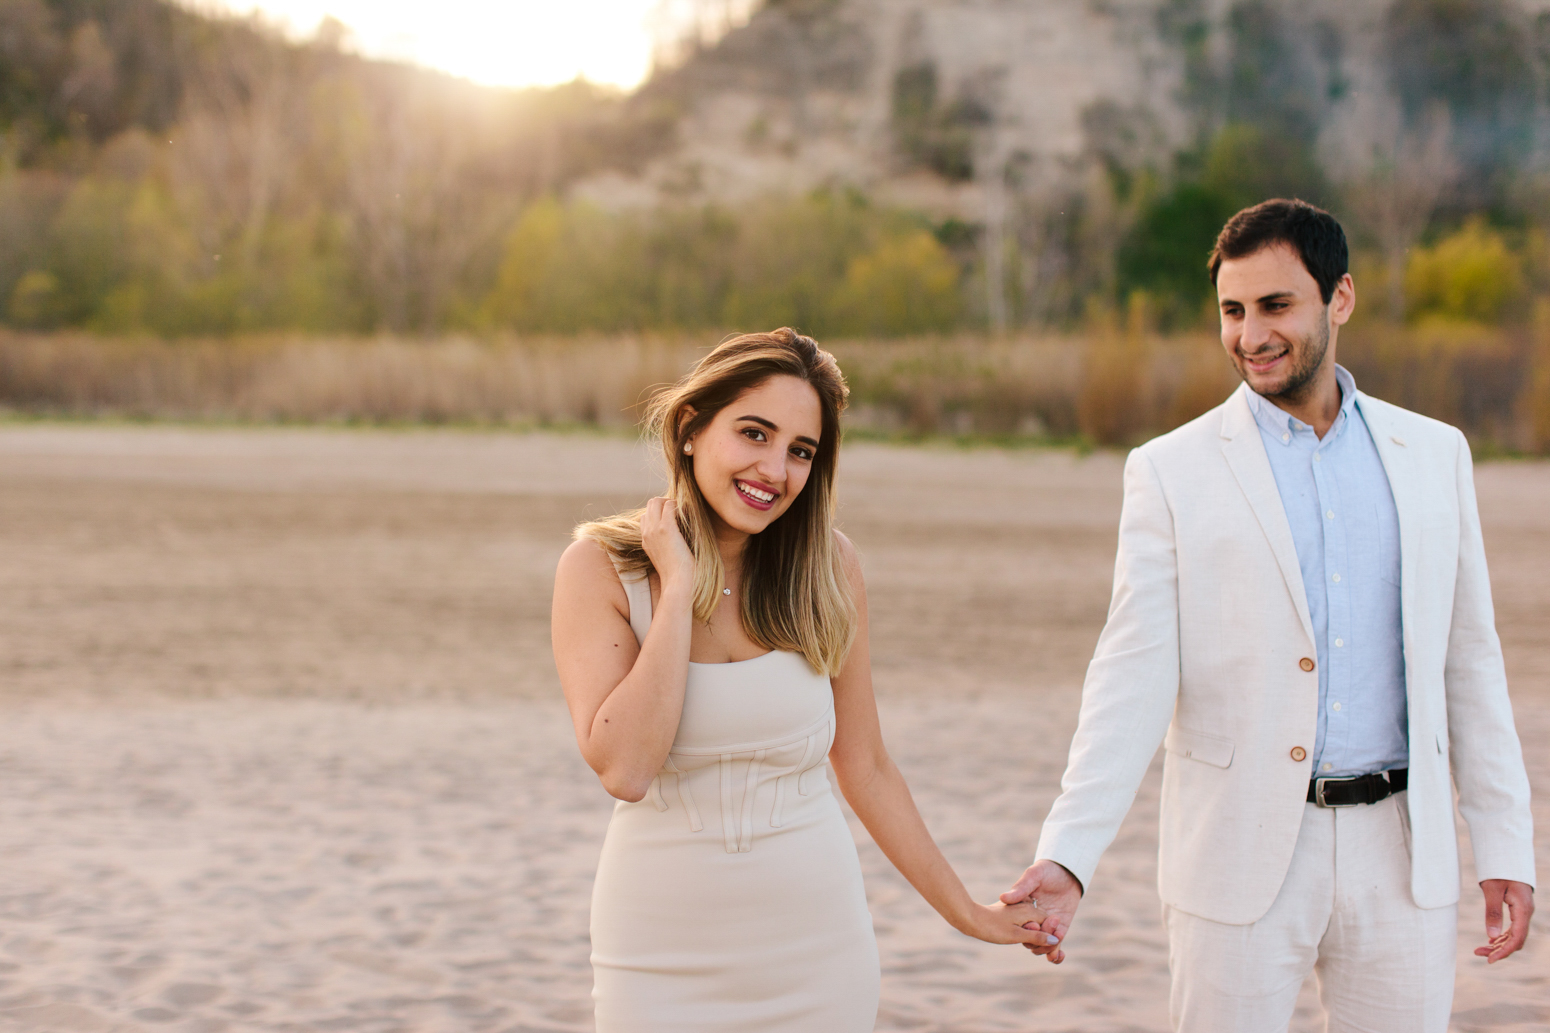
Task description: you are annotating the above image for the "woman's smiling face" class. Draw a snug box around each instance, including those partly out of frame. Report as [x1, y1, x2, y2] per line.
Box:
[686, 375, 824, 538]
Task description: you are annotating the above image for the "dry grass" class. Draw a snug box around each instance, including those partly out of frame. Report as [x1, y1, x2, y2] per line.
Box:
[0, 333, 702, 429]
[0, 326, 1545, 450]
[1528, 302, 1550, 454]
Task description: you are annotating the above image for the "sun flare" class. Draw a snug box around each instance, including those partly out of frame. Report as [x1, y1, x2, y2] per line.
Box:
[207, 0, 666, 90]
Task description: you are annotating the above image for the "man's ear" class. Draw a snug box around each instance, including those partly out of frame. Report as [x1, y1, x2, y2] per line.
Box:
[1330, 273, 1356, 327]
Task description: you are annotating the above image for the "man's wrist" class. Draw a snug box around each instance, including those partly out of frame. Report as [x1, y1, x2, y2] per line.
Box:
[1040, 858, 1085, 897]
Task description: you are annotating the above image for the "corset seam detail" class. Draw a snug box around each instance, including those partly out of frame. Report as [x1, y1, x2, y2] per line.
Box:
[738, 750, 766, 852]
[663, 756, 702, 832]
[669, 705, 833, 757]
[719, 754, 738, 854]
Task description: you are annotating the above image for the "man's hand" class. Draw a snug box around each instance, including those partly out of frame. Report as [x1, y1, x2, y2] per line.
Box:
[1000, 860, 1083, 964]
[1475, 879, 1534, 963]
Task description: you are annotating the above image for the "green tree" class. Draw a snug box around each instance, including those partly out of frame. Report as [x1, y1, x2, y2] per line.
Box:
[720, 192, 882, 334]
[1404, 218, 1527, 324]
[483, 198, 651, 332]
[828, 231, 961, 336]
[1116, 183, 1234, 321]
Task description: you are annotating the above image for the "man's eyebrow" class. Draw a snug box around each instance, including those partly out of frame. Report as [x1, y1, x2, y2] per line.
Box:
[1255, 291, 1295, 304]
[736, 414, 819, 449]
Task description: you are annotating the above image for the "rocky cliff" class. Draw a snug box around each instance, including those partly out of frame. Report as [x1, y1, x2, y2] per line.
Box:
[580, 0, 1550, 220]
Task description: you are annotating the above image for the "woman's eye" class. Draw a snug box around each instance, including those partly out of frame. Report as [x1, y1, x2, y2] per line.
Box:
[791, 447, 813, 461]
[742, 428, 766, 441]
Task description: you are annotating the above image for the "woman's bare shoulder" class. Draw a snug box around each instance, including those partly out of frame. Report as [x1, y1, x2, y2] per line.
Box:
[831, 529, 865, 587]
[555, 537, 629, 611]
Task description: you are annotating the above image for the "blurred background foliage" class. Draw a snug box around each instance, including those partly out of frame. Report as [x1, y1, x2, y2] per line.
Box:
[2, 0, 1550, 449]
[480, 194, 960, 336]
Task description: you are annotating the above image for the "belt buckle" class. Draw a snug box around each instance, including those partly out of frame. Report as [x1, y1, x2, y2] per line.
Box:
[1314, 776, 1358, 808]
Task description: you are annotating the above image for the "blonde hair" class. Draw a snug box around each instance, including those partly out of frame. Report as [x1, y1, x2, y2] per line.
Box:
[575, 328, 855, 675]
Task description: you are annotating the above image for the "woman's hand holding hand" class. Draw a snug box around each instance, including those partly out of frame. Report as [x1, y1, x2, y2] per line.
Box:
[641, 497, 695, 591]
[961, 900, 1058, 948]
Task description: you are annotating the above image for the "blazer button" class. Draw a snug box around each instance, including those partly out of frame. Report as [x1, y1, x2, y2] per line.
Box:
[1290, 746, 1307, 762]
[1299, 657, 1316, 672]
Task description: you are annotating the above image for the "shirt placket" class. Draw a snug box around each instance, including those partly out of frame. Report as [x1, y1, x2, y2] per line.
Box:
[1313, 428, 1349, 773]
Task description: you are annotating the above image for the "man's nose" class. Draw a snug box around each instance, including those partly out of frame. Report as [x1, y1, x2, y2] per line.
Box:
[1240, 312, 1275, 351]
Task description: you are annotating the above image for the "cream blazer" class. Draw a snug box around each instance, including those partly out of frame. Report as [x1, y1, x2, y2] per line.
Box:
[1034, 383, 1536, 925]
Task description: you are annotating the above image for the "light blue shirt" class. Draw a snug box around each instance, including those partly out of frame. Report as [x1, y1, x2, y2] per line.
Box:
[1246, 366, 1408, 778]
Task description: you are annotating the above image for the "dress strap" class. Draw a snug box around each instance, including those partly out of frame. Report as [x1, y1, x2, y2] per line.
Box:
[614, 564, 653, 647]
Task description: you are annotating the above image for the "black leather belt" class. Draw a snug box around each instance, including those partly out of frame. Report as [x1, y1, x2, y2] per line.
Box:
[1307, 768, 1407, 807]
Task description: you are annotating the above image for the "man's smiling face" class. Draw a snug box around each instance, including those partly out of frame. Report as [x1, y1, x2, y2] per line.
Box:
[1216, 244, 1351, 404]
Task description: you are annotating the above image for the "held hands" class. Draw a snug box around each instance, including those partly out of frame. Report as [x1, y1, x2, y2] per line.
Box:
[1000, 859, 1083, 965]
[641, 497, 695, 589]
[1476, 879, 1534, 963]
[960, 899, 1059, 948]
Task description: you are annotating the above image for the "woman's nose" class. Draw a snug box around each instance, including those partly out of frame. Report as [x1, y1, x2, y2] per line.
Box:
[755, 453, 787, 483]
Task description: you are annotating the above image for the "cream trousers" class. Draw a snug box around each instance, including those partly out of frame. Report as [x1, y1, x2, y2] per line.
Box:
[1164, 792, 1458, 1032]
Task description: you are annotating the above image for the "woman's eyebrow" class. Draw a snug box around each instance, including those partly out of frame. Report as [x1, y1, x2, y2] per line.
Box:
[737, 414, 819, 449]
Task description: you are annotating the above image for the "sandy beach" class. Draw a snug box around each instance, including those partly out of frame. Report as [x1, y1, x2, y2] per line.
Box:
[0, 424, 1545, 1032]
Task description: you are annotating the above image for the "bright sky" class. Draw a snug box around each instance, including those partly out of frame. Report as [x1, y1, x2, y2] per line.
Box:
[212, 1, 664, 90]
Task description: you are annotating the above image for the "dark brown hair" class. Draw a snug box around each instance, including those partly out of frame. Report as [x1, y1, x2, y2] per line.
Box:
[1208, 198, 1349, 303]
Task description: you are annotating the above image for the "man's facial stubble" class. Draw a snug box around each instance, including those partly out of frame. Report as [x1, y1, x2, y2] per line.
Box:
[1235, 309, 1330, 407]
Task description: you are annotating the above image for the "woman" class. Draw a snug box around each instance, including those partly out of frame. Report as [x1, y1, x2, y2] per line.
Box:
[551, 329, 1053, 1031]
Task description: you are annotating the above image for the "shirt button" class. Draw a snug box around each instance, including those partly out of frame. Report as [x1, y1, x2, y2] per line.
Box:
[1335, 638, 1344, 647]
[1322, 762, 1333, 771]
[1291, 746, 1307, 762]
[1299, 657, 1316, 672]
[1313, 454, 1322, 463]
[1332, 702, 1342, 712]
[1326, 510, 1335, 519]
[1282, 432, 1290, 443]
[1332, 573, 1341, 583]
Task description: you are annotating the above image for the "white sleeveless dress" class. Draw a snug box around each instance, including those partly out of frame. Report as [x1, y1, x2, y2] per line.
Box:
[589, 571, 879, 1032]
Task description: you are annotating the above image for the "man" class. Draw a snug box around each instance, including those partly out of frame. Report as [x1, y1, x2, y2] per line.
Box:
[1004, 199, 1535, 1030]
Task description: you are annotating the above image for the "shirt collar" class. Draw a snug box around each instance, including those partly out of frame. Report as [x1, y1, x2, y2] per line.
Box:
[1246, 364, 1359, 445]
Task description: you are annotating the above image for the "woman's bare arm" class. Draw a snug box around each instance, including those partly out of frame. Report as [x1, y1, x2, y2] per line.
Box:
[827, 533, 1055, 948]
[551, 498, 696, 801]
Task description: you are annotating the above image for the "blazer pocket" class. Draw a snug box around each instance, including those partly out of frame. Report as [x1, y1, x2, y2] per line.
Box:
[1164, 726, 1235, 769]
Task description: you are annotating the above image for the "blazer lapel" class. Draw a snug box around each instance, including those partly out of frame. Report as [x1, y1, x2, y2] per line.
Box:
[1356, 393, 1420, 642]
[1219, 385, 1316, 648]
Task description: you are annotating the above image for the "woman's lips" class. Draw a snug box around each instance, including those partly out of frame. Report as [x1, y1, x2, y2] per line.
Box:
[735, 480, 777, 511]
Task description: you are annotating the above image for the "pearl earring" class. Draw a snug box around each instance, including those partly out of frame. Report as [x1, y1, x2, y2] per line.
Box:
[684, 443, 693, 454]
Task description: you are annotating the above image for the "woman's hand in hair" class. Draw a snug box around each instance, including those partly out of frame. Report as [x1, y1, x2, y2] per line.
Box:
[642, 497, 695, 590]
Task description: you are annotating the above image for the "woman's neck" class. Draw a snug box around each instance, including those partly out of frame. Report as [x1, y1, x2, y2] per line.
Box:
[711, 520, 750, 582]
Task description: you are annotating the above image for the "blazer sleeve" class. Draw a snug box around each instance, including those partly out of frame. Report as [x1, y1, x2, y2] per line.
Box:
[1444, 429, 1536, 888]
[1034, 446, 1181, 890]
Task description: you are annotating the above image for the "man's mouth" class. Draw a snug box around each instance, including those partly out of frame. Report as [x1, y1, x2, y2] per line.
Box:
[735, 480, 778, 510]
[1241, 345, 1289, 374]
